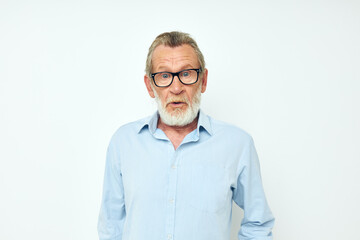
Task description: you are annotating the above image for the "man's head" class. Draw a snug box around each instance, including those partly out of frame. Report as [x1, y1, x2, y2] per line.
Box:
[144, 31, 208, 127]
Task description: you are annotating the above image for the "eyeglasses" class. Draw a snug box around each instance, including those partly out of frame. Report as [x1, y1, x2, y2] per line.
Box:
[150, 68, 202, 87]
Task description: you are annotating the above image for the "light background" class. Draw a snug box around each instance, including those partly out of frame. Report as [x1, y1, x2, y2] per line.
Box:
[0, 0, 359, 239]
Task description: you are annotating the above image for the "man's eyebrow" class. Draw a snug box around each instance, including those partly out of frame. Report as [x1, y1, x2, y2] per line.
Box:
[178, 64, 195, 70]
[156, 64, 195, 72]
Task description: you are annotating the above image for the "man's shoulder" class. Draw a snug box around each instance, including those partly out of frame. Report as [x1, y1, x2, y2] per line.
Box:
[110, 115, 151, 140]
[207, 115, 253, 143]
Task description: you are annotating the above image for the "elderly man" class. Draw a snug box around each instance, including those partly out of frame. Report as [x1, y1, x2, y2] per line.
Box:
[98, 31, 275, 240]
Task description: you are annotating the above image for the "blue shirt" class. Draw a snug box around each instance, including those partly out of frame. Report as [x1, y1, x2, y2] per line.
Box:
[98, 110, 274, 240]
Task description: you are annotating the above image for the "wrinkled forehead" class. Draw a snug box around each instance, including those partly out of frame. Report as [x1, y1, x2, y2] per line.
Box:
[151, 44, 199, 71]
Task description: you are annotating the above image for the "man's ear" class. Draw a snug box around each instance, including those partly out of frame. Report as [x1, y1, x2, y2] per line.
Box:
[200, 68, 208, 93]
[144, 75, 155, 98]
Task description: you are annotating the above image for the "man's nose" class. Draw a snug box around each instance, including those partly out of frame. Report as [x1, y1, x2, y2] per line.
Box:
[169, 75, 184, 94]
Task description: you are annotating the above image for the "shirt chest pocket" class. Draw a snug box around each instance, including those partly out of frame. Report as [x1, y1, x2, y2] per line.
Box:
[185, 163, 230, 214]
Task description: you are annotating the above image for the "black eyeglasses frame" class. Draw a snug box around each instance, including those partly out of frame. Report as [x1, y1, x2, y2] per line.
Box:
[150, 68, 202, 88]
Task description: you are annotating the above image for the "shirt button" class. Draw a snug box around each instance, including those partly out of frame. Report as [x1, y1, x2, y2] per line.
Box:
[169, 198, 174, 204]
[171, 165, 176, 169]
[167, 234, 172, 239]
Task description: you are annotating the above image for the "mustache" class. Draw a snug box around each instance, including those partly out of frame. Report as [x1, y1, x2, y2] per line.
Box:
[165, 96, 190, 105]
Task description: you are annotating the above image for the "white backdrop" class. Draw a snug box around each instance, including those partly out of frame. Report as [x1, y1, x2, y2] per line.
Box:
[1, 0, 359, 239]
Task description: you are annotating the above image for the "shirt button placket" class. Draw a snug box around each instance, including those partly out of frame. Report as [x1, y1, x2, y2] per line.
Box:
[166, 149, 179, 240]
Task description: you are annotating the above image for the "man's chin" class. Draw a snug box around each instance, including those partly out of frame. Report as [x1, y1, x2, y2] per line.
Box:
[167, 108, 185, 116]
[159, 108, 195, 127]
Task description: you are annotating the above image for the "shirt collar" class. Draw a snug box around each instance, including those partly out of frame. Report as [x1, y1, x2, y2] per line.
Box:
[196, 109, 213, 136]
[137, 109, 213, 136]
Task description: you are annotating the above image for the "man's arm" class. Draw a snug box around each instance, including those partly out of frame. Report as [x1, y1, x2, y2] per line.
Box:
[98, 138, 126, 240]
[233, 137, 275, 240]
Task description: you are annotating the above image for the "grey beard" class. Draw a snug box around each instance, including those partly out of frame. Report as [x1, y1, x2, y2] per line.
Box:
[153, 86, 202, 127]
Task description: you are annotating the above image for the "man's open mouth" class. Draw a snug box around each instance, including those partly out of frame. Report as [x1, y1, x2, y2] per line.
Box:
[167, 101, 186, 107]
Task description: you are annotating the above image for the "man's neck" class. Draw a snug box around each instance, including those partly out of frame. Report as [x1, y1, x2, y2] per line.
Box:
[157, 117, 198, 150]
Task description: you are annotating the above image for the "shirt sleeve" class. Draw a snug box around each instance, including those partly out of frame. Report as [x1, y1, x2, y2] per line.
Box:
[98, 137, 126, 240]
[232, 137, 275, 240]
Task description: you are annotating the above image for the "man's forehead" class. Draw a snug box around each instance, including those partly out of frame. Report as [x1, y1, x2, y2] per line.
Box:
[153, 44, 196, 58]
[152, 44, 198, 66]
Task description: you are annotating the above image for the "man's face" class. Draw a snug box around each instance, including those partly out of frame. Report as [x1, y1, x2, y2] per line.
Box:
[144, 44, 208, 126]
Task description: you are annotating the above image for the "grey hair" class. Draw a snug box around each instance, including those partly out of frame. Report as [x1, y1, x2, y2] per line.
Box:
[145, 31, 206, 78]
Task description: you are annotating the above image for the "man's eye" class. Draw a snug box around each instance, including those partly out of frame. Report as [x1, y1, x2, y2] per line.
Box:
[161, 74, 170, 79]
[181, 71, 192, 78]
